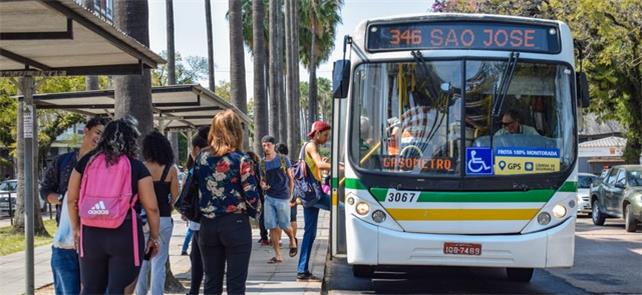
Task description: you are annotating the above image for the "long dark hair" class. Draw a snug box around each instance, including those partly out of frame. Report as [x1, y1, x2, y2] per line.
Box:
[143, 131, 174, 165]
[95, 117, 140, 165]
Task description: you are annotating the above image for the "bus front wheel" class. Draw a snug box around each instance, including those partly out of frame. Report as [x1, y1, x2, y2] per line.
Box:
[352, 265, 375, 278]
[506, 268, 533, 282]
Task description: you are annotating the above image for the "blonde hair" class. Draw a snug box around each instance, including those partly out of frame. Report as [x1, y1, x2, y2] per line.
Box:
[208, 109, 244, 156]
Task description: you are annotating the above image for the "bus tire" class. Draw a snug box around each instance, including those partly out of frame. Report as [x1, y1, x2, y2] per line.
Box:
[352, 265, 374, 278]
[624, 204, 638, 233]
[506, 268, 533, 282]
[592, 200, 606, 226]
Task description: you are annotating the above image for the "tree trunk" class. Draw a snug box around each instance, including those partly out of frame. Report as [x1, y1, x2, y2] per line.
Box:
[229, 0, 247, 113]
[166, 0, 179, 165]
[308, 14, 318, 124]
[268, 0, 279, 139]
[113, 0, 154, 136]
[277, 0, 287, 143]
[166, 0, 176, 86]
[253, 0, 268, 154]
[205, 0, 215, 91]
[285, 0, 301, 159]
[83, 0, 100, 91]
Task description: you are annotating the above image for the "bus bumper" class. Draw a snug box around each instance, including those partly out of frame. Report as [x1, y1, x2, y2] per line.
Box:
[346, 215, 575, 268]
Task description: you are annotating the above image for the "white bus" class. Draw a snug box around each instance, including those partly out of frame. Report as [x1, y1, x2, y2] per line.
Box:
[329, 13, 589, 282]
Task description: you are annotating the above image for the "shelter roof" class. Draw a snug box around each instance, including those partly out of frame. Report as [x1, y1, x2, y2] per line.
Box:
[21, 84, 250, 130]
[0, 0, 164, 75]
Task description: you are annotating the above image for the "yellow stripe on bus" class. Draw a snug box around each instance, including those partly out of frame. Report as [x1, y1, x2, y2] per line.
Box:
[332, 191, 338, 206]
[386, 208, 539, 221]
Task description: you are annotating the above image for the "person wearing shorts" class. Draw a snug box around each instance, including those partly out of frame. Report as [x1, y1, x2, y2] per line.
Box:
[260, 136, 298, 263]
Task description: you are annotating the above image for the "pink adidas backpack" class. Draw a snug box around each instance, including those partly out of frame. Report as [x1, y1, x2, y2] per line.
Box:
[78, 153, 140, 266]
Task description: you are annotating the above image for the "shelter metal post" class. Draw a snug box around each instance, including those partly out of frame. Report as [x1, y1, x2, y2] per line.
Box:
[20, 74, 35, 295]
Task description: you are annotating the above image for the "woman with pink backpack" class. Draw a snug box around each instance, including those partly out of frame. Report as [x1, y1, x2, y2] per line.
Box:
[67, 117, 161, 295]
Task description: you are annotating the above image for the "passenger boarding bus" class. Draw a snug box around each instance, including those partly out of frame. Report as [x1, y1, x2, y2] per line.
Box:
[329, 13, 590, 282]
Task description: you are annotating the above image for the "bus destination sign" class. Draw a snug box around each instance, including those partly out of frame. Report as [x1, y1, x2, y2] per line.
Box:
[367, 21, 560, 53]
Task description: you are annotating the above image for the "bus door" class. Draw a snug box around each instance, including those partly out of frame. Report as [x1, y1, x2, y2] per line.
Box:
[331, 58, 350, 256]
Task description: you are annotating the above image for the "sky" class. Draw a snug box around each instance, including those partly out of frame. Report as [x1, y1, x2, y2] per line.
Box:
[148, 0, 434, 97]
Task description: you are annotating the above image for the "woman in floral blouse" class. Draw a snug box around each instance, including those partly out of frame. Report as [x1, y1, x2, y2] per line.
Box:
[194, 109, 259, 295]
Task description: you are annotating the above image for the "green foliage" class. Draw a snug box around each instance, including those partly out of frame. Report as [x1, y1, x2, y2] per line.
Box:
[214, 80, 232, 102]
[439, 0, 642, 163]
[298, 0, 344, 70]
[299, 77, 333, 122]
[0, 218, 57, 256]
[152, 51, 209, 86]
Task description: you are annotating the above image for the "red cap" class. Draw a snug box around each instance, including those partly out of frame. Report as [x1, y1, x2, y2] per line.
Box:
[307, 120, 331, 138]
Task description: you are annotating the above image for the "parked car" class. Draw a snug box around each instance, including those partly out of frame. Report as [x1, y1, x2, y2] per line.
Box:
[0, 179, 47, 214]
[577, 173, 598, 215]
[591, 165, 642, 232]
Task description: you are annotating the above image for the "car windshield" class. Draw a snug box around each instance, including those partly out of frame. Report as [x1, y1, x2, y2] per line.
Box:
[578, 175, 597, 188]
[350, 60, 575, 177]
[0, 181, 16, 192]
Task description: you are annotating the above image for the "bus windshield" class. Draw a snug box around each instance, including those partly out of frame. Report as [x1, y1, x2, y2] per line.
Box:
[351, 60, 575, 177]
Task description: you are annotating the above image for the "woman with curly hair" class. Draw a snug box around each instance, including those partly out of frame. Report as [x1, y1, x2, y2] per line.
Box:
[195, 109, 260, 294]
[67, 117, 160, 295]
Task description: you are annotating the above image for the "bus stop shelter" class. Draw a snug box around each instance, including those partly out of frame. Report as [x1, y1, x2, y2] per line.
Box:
[1, 0, 164, 293]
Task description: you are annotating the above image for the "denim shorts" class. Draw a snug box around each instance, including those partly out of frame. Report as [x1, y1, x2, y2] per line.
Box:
[264, 196, 291, 230]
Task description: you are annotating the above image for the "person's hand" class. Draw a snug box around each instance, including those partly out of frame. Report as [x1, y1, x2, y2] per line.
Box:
[260, 180, 270, 191]
[322, 157, 330, 163]
[290, 199, 297, 208]
[146, 236, 160, 258]
[73, 229, 80, 251]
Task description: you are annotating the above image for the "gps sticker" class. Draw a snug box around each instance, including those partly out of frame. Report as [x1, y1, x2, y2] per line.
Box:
[494, 147, 560, 175]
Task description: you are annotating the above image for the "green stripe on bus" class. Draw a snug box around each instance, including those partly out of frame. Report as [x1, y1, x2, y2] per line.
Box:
[345, 178, 367, 190]
[558, 181, 577, 192]
[332, 177, 339, 188]
[369, 188, 555, 203]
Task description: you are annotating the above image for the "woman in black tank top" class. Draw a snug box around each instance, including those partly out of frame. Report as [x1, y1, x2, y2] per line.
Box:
[135, 131, 179, 294]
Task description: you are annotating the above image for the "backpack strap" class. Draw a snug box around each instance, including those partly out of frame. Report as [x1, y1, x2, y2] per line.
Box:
[298, 143, 309, 161]
[279, 155, 287, 174]
[130, 194, 140, 266]
[160, 164, 171, 182]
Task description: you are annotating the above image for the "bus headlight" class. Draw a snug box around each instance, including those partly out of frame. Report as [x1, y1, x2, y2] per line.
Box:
[537, 212, 551, 225]
[552, 204, 567, 219]
[355, 202, 370, 216]
[372, 210, 386, 223]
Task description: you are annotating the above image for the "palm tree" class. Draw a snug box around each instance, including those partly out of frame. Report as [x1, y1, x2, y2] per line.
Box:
[277, 3, 287, 143]
[299, 0, 343, 123]
[205, 0, 215, 91]
[268, 0, 282, 140]
[285, 0, 301, 159]
[252, 0, 268, 154]
[83, 0, 100, 90]
[229, 0, 248, 113]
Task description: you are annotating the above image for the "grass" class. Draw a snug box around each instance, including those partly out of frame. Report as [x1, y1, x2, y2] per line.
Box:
[0, 219, 58, 256]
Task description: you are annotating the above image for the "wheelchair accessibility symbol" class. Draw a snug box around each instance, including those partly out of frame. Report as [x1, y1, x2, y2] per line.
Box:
[466, 148, 493, 175]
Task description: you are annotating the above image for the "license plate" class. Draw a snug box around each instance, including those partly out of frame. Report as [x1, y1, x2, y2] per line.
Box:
[443, 242, 482, 256]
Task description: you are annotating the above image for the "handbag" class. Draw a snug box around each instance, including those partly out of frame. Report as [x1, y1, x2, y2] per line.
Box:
[176, 167, 201, 222]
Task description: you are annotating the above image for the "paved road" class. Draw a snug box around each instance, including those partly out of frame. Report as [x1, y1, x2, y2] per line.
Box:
[325, 217, 642, 294]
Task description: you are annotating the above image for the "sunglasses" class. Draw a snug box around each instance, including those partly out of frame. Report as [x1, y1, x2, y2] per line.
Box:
[501, 120, 515, 127]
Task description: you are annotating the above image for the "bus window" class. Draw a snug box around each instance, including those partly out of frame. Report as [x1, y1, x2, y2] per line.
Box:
[465, 61, 575, 175]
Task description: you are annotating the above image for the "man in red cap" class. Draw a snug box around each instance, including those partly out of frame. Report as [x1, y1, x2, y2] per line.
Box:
[296, 120, 332, 280]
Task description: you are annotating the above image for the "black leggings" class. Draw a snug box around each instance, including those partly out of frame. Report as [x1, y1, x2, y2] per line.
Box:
[189, 231, 203, 294]
[80, 218, 144, 295]
[199, 214, 252, 295]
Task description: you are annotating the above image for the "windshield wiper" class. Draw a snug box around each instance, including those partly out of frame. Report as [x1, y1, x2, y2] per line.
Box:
[491, 51, 520, 118]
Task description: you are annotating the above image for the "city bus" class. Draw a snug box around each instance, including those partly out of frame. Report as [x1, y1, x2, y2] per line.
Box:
[329, 13, 589, 282]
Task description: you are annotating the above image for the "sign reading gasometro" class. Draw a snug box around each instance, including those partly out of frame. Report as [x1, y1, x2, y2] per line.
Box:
[367, 21, 560, 53]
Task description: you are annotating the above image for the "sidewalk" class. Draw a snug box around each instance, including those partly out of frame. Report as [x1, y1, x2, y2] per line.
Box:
[0, 207, 329, 295]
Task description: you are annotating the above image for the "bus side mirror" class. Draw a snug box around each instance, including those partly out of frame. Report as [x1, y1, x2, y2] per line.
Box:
[577, 72, 590, 108]
[332, 59, 350, 99]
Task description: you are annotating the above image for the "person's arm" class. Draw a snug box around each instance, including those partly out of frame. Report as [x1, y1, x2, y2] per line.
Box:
[67, 169, 82, 247]
[240, 157, 260, 209]
[41, 156, 61, 205]
[169, 166, 179, 209]
[306, 143, 331, 171]
[138, 176, 161, 255]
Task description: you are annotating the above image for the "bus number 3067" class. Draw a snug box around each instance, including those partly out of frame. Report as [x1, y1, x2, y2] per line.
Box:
[386, 191, 418, 202]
